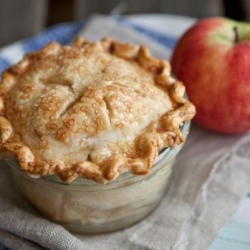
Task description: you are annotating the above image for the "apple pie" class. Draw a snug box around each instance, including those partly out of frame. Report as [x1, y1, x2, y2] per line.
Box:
[0, 37, 195, 183]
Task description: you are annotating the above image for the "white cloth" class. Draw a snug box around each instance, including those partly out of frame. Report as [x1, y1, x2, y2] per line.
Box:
[1, 15, 250, 250]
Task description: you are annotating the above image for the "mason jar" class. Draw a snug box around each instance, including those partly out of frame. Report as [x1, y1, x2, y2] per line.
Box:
[8, 121, 190, 234]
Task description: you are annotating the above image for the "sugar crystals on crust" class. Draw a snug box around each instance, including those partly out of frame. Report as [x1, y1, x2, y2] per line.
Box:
[0, 37, 196, 183]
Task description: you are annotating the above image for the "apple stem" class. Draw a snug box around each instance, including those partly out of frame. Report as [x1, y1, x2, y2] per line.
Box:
[233, 26, 239, 43]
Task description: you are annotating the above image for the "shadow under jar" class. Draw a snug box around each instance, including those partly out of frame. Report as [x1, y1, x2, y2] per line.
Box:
[7, 121, 190, 234]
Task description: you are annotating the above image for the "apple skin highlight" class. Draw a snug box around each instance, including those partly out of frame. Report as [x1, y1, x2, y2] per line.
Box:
[171, 17, 250, 134]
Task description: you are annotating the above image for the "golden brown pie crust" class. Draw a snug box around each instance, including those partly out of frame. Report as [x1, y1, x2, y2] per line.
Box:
[0, 37, 195, 183]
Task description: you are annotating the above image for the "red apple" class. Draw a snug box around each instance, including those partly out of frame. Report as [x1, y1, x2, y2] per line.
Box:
[171, 17, 250, 134]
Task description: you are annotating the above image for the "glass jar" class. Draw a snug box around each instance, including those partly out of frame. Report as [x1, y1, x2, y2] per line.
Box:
[8, 121, 190, 234]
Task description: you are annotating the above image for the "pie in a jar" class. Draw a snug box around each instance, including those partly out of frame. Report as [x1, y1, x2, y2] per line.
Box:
[0, 37, 196, 183]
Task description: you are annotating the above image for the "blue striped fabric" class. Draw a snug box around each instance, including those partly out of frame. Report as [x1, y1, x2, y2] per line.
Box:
[21, 22, 84, 53]
[0, 22, 84, 74]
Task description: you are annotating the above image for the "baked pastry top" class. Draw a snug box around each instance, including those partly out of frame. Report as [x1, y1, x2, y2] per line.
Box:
[0, 37, 195, 183]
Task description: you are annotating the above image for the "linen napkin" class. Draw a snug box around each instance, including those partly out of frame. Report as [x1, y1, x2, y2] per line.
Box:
[0, 15, 250, 250]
